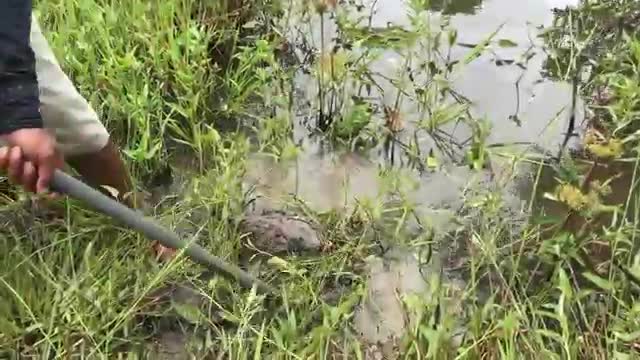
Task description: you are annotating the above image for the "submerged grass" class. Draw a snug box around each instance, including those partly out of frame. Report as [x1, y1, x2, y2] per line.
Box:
[1, 0, 640, 358]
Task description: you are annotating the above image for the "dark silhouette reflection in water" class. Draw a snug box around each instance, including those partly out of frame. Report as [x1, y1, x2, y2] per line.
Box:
[428, 0, 483, 15]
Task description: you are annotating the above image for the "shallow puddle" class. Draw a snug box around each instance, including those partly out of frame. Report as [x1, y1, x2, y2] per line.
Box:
[245, 0, 584, 225]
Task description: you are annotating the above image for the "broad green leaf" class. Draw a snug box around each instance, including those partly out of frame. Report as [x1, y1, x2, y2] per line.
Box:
[461, 24, 504, 66]
[498, 39, 518, 48]
[172, 301, 205, 324]
[267, 256, 290, 271]
[426, 151, 439, 170]
[582, 272, 615, 291]
[614, 330, 640, 342]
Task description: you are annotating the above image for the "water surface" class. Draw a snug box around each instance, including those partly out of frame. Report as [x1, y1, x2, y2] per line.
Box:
[245, 0, 583, 226]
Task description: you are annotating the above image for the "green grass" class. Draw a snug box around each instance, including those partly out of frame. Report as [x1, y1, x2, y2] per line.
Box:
[1, 0, 640, 358]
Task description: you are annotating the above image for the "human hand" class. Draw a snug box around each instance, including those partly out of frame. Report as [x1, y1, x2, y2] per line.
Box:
[0, 128, 64, 194]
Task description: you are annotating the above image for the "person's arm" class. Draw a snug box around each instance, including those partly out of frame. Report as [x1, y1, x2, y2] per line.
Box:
[0, 0, 43, 135]
[0, 1, 64, 195]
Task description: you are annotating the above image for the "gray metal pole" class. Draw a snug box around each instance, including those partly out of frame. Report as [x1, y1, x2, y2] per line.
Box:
[51, 170, 274, 296]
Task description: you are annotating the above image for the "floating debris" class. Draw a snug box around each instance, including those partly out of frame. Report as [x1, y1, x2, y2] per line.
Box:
[383, 106, 404, 133]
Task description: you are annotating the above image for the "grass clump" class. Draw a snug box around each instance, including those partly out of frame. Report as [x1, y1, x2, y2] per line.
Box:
[1, 0, 640, 358]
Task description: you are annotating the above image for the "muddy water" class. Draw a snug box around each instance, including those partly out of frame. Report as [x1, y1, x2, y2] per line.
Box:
[245, 0, 582, 225]
[149, 2, 592, 354]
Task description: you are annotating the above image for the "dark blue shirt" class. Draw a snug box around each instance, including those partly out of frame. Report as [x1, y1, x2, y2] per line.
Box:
[0, 0, 43, 135]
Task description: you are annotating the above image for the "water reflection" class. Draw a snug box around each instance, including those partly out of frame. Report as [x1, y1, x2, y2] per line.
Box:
[244, 0, 583, 228]
[428, 0, 483, 15]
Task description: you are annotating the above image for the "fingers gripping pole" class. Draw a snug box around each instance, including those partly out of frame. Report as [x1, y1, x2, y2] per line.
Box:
[50, 170, 274, 296]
